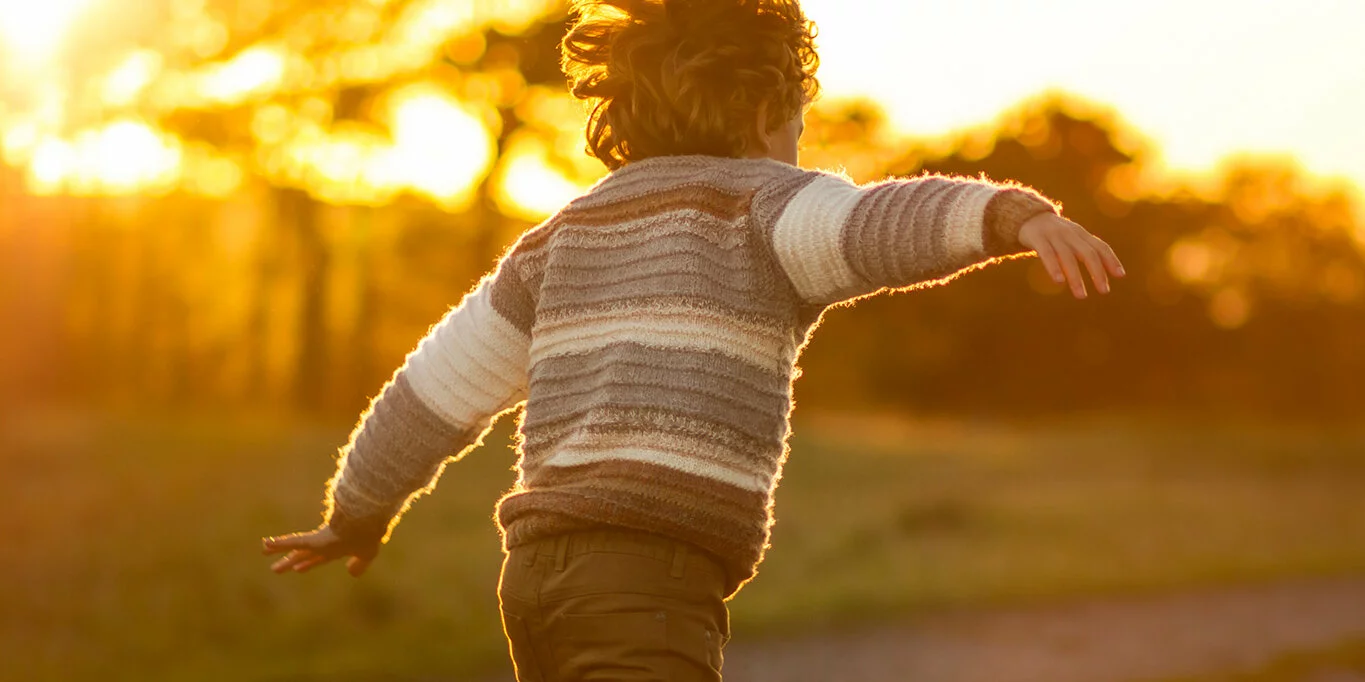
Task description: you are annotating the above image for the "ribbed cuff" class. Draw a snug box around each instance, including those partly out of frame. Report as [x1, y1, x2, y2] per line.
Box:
[326, 504, 392, 546]
[983, 187, 1059, 256]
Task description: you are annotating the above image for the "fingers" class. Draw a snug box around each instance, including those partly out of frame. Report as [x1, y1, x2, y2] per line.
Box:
[271, 548, 337, 573]
[1031, 238, 1065, 286]
[291, 554, 332, 573]
[1027, 217, 1126, 300]
[1095, 236, 1126, 278]
[1049, 236, 1087, 299]
[271, 548, 320, 573]
[265, 529, 376, 576]
[1068, 234, 1110, 295]
[262, 531, 323, 555]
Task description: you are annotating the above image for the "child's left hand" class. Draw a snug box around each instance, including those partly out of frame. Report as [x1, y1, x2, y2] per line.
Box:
[262, 525, 379, 577]
[1017, 213, 1125, 299]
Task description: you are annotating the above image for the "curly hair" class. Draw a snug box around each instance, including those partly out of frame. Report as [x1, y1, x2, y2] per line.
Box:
[561, 0, 820, 169]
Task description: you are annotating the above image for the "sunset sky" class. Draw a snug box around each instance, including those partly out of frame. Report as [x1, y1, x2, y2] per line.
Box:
[802, 0, 1365, 189]
[1, 0, 1364, 203]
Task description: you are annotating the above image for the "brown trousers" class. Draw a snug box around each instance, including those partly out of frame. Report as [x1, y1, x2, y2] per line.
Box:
[498, 527, 731, 681]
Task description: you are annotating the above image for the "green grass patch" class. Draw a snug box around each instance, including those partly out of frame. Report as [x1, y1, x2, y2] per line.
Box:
[740, 412, 1365, 632]
[2, 409, 1364, 681]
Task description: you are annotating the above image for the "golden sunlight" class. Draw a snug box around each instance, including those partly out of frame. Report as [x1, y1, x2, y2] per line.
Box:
[0, 0, 91, 64]
[197, 46, 288, 106]
[27, 120, 181, 196]
[493, 133, 594, 222]
[103, 50, 163, 107]
[381, 84, 494, 209]
[264, 84, 494, 208]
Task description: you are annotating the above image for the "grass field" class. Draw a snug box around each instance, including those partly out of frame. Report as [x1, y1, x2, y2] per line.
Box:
[1151, 639, 1365, 682]
[3, 409, 1364, 681]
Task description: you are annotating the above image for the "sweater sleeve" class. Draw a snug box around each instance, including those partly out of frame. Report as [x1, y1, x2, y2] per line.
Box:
[756, 169, 1059, 306]
[322, 254, 534, 545]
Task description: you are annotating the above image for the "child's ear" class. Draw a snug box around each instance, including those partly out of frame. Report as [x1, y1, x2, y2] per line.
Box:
[751, 99, 773, 154]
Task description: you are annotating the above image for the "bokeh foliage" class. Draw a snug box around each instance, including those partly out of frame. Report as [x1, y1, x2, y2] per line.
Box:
[3, 3, 1365, 681]
[5, 89, 1362, 416]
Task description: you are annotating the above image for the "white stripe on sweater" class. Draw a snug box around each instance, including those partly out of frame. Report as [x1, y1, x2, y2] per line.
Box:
[559, 208, 746, 248]
[404, 278, 529, 429]
[530, 304, 795, 374]
[770, 174, 865, 303]
[544, 445, 770, 492]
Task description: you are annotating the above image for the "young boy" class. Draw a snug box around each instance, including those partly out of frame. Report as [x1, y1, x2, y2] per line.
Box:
[263, 0, 1125, 679]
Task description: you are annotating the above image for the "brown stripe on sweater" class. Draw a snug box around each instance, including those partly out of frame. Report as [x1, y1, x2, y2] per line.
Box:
[519, 403, 780, 464]
[911, 180, 971, 272]
[531, 340, 788, 399]
[528, 459, 767, 515]
[526, 375, 787, 443]
[487, 264, 536, 336]
[527, 380, 781, 436]
[540, 268, 793, 310]
[523, 229, 765, 285]
[555, 212, 749, 252]
[508, 217, 562, 258]
[520, 385, 786, 446]
[748, 168, 825, 296]
[749, 168, 824, 244]
[531, 225, 803, 315]
[559, 182, 752, 227]
[526, 352, 789, 436]
[843, 178, 961, 287]
[540, 235, 756, 279]
[331, 373, 473, 524]
[843, 181, 921, 286]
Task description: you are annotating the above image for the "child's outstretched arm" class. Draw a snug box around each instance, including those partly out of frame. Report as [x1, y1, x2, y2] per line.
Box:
[759, 171, 1123, 305]
[263, 257, 532, 576]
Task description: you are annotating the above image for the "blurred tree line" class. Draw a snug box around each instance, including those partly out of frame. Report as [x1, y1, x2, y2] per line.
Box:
[797, 98, 1365, 418]
[1, 0, 1362, 420]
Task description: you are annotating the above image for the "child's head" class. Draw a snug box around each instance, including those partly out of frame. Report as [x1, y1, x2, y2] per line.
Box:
[561, 0, 820, 169]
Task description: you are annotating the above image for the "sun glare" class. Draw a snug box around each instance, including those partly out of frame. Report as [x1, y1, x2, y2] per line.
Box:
[494, 134, 596, 222]
[383, 84, 494, 208]
[261, 84, 495, 208]
[27, 120, 182, 196]
[0, 0, 91, 64]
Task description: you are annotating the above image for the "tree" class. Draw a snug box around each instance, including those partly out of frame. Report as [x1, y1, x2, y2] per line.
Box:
[5, 0, 585, 411]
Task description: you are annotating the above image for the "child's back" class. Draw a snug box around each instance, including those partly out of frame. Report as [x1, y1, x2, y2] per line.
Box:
[492, 153, 1058, 596]
[265, 1, 1123, 679]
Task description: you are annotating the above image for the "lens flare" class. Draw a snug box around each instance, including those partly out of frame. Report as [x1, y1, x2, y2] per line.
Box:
[0, 0, 91, 64]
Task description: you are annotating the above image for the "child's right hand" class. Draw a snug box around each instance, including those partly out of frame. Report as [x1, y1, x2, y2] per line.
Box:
[262, 525, 380, 577]
[1017, 212, 1125, 299]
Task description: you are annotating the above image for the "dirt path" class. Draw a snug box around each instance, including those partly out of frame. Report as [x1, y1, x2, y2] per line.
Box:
[479, 577, 1365, 682]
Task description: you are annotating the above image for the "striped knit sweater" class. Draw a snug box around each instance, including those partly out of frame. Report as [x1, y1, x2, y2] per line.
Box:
[324, 155, 1057, 596]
